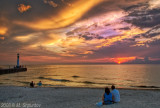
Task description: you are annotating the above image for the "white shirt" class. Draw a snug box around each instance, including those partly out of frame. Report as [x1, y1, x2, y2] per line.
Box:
[111, 89, 120, 102]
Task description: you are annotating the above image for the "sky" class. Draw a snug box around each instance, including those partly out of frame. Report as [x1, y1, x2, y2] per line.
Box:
[0, 0, 160, 65]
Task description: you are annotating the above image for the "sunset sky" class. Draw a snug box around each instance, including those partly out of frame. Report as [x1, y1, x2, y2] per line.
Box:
[0, 0, 160, 64]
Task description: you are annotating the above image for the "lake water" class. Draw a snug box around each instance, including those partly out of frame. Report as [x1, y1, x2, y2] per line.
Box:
[0, 64, 160, 89]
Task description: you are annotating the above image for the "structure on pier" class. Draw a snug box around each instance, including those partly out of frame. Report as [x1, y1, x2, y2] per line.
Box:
[0, 53, 27, 75]
[17, 53, 20, 68]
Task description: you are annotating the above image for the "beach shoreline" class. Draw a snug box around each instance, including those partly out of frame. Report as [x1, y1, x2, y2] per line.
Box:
[0, 86, 160, 108]
[1, 85, 160, 90]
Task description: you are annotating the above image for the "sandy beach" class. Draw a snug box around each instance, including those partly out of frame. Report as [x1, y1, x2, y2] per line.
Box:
[0, 86, 160, 108]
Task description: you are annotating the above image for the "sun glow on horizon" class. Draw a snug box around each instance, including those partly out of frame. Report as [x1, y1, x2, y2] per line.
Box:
[117, 61, 121, 64]
[113, 57, 136, 64]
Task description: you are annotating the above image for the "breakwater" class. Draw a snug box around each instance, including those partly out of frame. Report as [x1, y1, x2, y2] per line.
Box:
[0, 68, 27, 75]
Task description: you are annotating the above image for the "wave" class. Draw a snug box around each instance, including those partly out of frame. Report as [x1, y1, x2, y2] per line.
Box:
[72, 75, 80, 78]
[16, 81, 30, 84]
[131, 85, 160, 89]
[44, 75, 61, 76]
[38, 77, 71, 82]
[38, 76, 115, 86]
[82, 81, 95, 84]
[16, 76, 27, 77]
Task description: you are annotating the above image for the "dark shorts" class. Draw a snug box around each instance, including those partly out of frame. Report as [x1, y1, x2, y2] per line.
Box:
[103, 101, 114, 105]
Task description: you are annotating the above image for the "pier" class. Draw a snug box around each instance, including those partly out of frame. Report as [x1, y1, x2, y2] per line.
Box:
[0, 68, 27, 75]
[0, 53, 27, 75]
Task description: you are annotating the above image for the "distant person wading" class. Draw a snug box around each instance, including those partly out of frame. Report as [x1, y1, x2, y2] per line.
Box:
[30, 81, 35, 88]
[38, 81, 42, 87]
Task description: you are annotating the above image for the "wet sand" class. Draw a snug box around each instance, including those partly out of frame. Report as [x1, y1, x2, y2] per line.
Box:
[0, 86, 160, 108]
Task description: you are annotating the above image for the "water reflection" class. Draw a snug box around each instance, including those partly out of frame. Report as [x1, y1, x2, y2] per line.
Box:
[0, 64, 160, 89]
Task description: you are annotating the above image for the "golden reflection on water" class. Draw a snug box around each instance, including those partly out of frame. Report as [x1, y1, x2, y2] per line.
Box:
[0, 64, 160, 88]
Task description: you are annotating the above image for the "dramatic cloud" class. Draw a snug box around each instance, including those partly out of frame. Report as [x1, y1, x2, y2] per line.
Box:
[14, 0, 103, 30]
[149, 0, 160, 9]
[0, 0, 160, 64]
[17, 4, 31, 13]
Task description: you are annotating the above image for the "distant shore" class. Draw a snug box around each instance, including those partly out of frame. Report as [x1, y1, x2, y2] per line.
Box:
[0, 86, 160, 108]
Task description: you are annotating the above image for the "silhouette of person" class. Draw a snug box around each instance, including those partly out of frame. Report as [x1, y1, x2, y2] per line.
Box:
[30, 81, 35, 88]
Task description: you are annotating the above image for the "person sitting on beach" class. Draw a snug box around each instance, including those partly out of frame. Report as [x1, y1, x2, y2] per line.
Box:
[37, 81, 42, 87]
[102, 87, 113, 105]
[30, 81, 35, 88]
[111, 85, 120, 103]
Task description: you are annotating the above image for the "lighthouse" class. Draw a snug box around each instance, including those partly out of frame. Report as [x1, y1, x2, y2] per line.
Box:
[0, 53, 27, 75]
[17, 53, 20, 68]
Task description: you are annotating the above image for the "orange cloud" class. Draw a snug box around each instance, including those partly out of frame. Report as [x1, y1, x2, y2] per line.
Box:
[0, 27, 7, 35]
[61, 0, 72, 7]
[82, 56, 135, 63]
[14, 33, 41, 43]
[44, 0, 58, 7]
[0, 37, 5, 40]
[112, 57, 136, 64]
[15, 0, 103, 29]
[14, 35, 35, 42]
[18, 4, 31, 13]
[149, 0, 160, 9]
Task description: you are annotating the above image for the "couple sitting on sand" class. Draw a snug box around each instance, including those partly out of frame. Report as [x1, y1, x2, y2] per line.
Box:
[97, 85, 120, 106]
